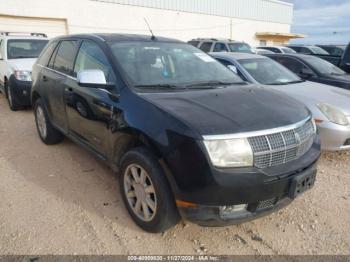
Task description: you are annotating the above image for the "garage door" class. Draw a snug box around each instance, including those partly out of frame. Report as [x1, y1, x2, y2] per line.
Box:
[0, 15, 68, 38]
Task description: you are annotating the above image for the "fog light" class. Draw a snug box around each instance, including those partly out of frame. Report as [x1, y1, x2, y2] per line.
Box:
[220, 204, 248, 216]
[23, 90, 27, 95]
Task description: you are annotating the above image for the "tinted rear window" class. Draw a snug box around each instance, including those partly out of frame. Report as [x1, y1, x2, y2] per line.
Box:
[52, 40, 78, 75]
[37, 41, 58, 66]
[7, 39, 48, 59]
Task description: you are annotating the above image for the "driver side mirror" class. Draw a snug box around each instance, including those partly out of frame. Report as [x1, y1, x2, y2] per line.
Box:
[299, 67, 314, 79]
[77, 70, 114, 90]
[227, 65, 238, 74]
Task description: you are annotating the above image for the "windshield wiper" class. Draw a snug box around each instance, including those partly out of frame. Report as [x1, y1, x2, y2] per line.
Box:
[330, 72, 345, 76]
[134, 84, 185, 89]
[265, 80, 305, 85]
[185, 81, 245, 88]
[10, 56, 37, 59]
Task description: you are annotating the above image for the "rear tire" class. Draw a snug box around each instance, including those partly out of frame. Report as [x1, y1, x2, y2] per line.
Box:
[34, 98, 64, 145]
[119, 147, 180, 233]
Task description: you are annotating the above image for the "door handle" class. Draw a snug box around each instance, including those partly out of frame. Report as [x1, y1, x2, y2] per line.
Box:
[66, 87, 73, 92]
[42, 75, 48, 82]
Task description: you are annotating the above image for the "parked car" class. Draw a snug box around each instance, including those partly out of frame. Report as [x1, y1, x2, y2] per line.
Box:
[255, 49, 274, 55]
[287, 45, 330, 55]
[188, 38, 254, 54]
[256, 46, 296, 54]
[212, 52, 350, 151]
[316, 45, 347, 57]
[0, 32, 49, 111]
[32, 33, 320, 233]
[266, 54, 350, 91]
[313, 43, 350, 73]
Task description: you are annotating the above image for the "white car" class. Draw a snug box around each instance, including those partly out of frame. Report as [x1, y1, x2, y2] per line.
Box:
[0, 32, 48, 111]
[256, 46, 296, 54]
[211, 52, 350, 151]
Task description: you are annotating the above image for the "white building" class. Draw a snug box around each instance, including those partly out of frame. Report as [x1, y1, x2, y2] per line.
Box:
[0, 0, 303, 46]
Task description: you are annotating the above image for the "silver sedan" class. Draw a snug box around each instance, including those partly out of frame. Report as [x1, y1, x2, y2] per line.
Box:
[211, 52, 350, 151]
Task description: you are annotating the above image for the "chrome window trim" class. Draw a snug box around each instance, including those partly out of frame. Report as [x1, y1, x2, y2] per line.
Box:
[37, 64, 77, 81]
[37, 64, 115, 96]
[203, 116, 312, 141]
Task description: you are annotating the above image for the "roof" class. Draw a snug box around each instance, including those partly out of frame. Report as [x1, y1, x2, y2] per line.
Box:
[190, 38, 244, 43]
[210, 52, 266, 60]
[51, 33, 184, 43]
[258, 46, 292, 49]
[287, 45, 320, 48]
[265, 53, 314, 60]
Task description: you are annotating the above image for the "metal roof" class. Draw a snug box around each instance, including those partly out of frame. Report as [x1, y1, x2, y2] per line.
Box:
[91, 0, 294, 24]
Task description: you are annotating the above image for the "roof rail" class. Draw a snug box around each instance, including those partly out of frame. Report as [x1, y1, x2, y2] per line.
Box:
[0, 32, 47, 37]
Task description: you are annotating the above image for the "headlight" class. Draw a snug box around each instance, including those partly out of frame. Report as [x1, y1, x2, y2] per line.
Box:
[203, 138, 253, 168]
[14, 70, 32, 81]
[317, 103, 349, 126]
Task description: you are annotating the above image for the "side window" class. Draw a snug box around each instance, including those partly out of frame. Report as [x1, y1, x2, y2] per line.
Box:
[52, 40, 78, 75]
[37, 41, 58, 66]
[213, 43, 228, 52]
[272, 48, 282, 53]
[199, 42, 213, 53]
[275, 57, 306, 74]
[300, 47, 311, 55]
[216, 58, 246, 80]
[290, 47, 300, 53]
[188, 41, 200, 47]
[216, 58, 233, 67]
[74, 40, 116, 82]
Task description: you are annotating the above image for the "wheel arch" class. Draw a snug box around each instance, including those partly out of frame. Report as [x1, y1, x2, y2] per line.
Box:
[31, 90, 41, 106]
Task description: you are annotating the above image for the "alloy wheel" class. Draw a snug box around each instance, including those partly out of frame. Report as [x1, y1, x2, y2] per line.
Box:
[124, 164, 157, 222]
[36, 106, 47, 139]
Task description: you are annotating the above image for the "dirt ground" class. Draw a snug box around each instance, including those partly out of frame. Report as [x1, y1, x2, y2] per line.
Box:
[0, 92, 349, 255]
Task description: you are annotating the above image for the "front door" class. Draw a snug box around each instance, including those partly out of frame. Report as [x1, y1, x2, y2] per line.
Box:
[65, 40, 118, 157]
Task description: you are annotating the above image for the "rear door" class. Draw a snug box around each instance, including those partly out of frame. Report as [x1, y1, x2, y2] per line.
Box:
[40, 40, 79, 132]
[65, 39, 118, 156]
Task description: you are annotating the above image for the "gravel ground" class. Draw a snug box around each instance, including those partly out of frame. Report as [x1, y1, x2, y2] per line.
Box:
[0, 92, 349, 255]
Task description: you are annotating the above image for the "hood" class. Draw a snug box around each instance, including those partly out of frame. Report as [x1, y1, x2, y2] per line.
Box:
[327, 73, 350, 82]
[7, 58, 37, 72]
[266, 81, 350, 116]
[139, 85, 310, 136]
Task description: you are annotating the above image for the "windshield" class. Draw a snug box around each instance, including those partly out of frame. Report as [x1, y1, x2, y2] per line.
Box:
[304, 56, 346, 75]
[309, 46, 329, 55]
[228, 43, 253, 53]
[7, 39, 48, 59]
[110, 41, 243, 89]
[239, 58, 302, 85]
[281, 47, 296, 54]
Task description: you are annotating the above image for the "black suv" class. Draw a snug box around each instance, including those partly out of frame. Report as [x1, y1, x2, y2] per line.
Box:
[31, 34, 321, 233]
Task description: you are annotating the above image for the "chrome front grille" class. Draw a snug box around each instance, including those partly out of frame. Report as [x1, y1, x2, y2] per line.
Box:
[248, 119, 315, 169]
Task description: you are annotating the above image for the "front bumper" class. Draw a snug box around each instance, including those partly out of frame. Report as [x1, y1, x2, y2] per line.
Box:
[178, 161, 317, 226]
[318, 121, 350, 151]
[8, 75, 32, 106]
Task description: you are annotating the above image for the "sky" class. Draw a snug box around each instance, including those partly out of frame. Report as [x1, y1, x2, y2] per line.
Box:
[286, 0, 350, 44]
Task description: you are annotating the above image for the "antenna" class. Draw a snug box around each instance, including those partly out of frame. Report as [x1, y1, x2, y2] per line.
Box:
[144, 18, 156, 40]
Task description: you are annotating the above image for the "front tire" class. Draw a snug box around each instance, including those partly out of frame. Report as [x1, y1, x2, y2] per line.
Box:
[7, 84, 19, 111]
[119, 147, 180, 233]
[34, 98, 64, 145]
